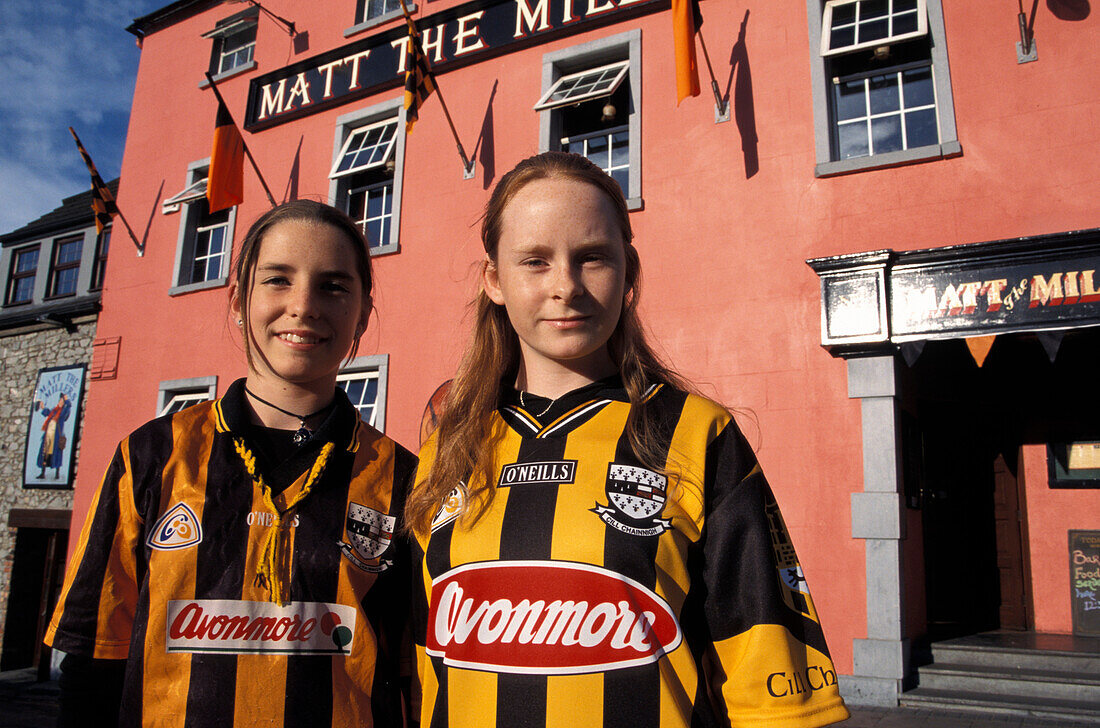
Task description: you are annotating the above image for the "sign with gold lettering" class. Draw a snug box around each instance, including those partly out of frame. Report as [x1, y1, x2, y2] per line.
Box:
[245, 0, 662, 130]
[808, 229, 1100, 353]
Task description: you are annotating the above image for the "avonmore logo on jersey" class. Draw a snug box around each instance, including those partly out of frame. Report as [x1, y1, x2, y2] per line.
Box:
[166, 599, 356, 655]
[426, 561, 682, 675]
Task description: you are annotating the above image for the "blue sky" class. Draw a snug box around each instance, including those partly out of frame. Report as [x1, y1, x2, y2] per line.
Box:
[0, 0, 168, 234]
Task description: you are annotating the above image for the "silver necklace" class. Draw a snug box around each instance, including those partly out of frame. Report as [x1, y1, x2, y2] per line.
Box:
[520, 390, 557, 417]
[244, 386, 331, 446]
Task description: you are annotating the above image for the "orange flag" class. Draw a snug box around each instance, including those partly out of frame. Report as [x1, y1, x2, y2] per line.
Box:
[673, 0, 701, 104]
[208, 98, 244, 212]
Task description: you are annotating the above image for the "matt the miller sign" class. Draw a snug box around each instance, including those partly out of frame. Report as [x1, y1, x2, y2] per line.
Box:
[245, 0, 661, 130]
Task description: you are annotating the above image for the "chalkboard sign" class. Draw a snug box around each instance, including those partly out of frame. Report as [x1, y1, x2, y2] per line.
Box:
[1070, 530, 1100, 636]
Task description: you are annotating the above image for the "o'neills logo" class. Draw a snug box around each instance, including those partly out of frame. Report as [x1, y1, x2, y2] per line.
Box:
[426, 561, 682, 675]
[498, 460, 577, 487]
[166, 600, 356, 655]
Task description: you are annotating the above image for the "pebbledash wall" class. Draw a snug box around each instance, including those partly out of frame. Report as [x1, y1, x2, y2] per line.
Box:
[65, 0, 1100, 706]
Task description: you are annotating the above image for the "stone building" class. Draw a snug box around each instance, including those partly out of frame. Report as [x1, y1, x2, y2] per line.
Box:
[0, 182, 115, 674]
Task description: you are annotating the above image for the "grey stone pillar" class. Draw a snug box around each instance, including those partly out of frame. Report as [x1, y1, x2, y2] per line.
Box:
[839, 355, 910, 706]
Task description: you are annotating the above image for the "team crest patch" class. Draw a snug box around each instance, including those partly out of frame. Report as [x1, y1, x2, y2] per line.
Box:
[148, 502, 203, 551]
[339, 503, 395, 573]
[591, 463, 671, 537]
[431, 484, 466, 532]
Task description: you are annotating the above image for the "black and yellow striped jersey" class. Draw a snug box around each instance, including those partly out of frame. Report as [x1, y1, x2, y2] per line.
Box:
[46, 379, 416, 728]
[412, 378, 848, 728]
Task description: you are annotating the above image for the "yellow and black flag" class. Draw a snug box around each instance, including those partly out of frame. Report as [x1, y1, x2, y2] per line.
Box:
[208, 97, 245, 213]
[69, 127, 119, 234]
[401, 0, 436, 133]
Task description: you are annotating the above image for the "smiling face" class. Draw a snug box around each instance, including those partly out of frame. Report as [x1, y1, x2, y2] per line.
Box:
[483, 175, 627, 394]
[231, 219, 370, 397]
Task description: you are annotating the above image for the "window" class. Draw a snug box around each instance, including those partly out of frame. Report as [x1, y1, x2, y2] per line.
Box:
[157, 376, 217, 417]
[168, 161, 236, 295]
[338, 355, 389, 429]
[821, 0, 928, 56]
[47, 235, 83, 298]
[808, 0, 959, 175]
[357, 0, 402, 24]
[6, 246, 39, 305]
[538, 30, 641, 207]
[204, 9, 258, 80]
[90, 227, 110, 292]
[347, 0, 413, 35]
[329, 99, 407, 256]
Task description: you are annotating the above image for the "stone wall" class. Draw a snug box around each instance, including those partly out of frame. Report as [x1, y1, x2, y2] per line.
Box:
[0, 317, 95, 650]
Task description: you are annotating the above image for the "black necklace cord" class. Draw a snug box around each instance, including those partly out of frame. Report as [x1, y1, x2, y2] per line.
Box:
[244, 386, 334, 445]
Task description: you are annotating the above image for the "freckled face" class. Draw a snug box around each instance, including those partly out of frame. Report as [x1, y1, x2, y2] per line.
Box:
[483, 176, 627, 386]
[232, 220, 370, 394]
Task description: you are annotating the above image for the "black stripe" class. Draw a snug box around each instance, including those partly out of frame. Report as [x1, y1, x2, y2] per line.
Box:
[424, 501, 454, 727]
[428, 655, 449, 728]
[603, 389, 686, 728]
[185, 431, 252, 728]
[370, 445, 418, 728]
[495, 436, 564, 728]
[51, 449, 124, 653]
[283, 451, 354, 727]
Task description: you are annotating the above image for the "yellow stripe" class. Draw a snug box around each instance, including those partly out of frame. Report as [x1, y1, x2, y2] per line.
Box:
[213, 398, 229, 433]
[141, 404, 217, 725]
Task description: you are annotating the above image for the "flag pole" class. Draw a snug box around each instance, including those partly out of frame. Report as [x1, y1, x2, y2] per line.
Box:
[696, 31, 728, 120]
[106, 201, 145, 256]
[68, 127, 145, 256]
[399, 0, 474, 178]
[204, 73, 277, 208]
[434, 86, 475, 177]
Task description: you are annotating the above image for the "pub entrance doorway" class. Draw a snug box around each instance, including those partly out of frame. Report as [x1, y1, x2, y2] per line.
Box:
[903, 329, 1100, 641]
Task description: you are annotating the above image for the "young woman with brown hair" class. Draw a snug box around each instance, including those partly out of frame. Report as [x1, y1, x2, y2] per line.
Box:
[409, 152, 848, 728]
[47, 200, 414, 728]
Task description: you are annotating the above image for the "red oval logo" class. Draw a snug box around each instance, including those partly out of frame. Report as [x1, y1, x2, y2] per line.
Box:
[426, 561, 682, 674]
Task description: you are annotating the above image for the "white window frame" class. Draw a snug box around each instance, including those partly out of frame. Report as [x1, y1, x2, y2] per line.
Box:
[169, 159, 236, 295]
[832, 61, 939, 160]
[329, 99, 406, 257]
[329, 118, 400, 179]
[347, 179, 394, 252]
[201, 9, 258, 86]
[820, 0, 928, 57]
[346, 0, 415, 37]
[338, 354, 389, 430]
[538, 30, 642, 210]
[534, 61, 630, 111]
[807, 0, 960, 176]
[157, 376, 217, 417]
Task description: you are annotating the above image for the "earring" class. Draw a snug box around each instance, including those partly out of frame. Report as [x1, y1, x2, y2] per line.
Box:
[236, 319, 243, 327]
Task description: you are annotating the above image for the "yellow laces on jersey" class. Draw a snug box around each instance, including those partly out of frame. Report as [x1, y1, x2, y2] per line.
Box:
[234, 438, 335, 606]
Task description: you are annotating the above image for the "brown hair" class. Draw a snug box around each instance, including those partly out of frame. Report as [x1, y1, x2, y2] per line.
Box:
[231, 200, 374, 372]
[406, 152, 691, 535]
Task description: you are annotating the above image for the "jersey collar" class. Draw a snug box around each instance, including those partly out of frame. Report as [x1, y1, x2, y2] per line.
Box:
[499, 376, 662, 439]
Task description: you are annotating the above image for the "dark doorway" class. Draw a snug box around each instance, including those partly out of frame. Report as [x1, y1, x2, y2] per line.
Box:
[903, 333, 1069, 639]
[1, 525, 68, 674]
[907, 329, 1100, 641]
